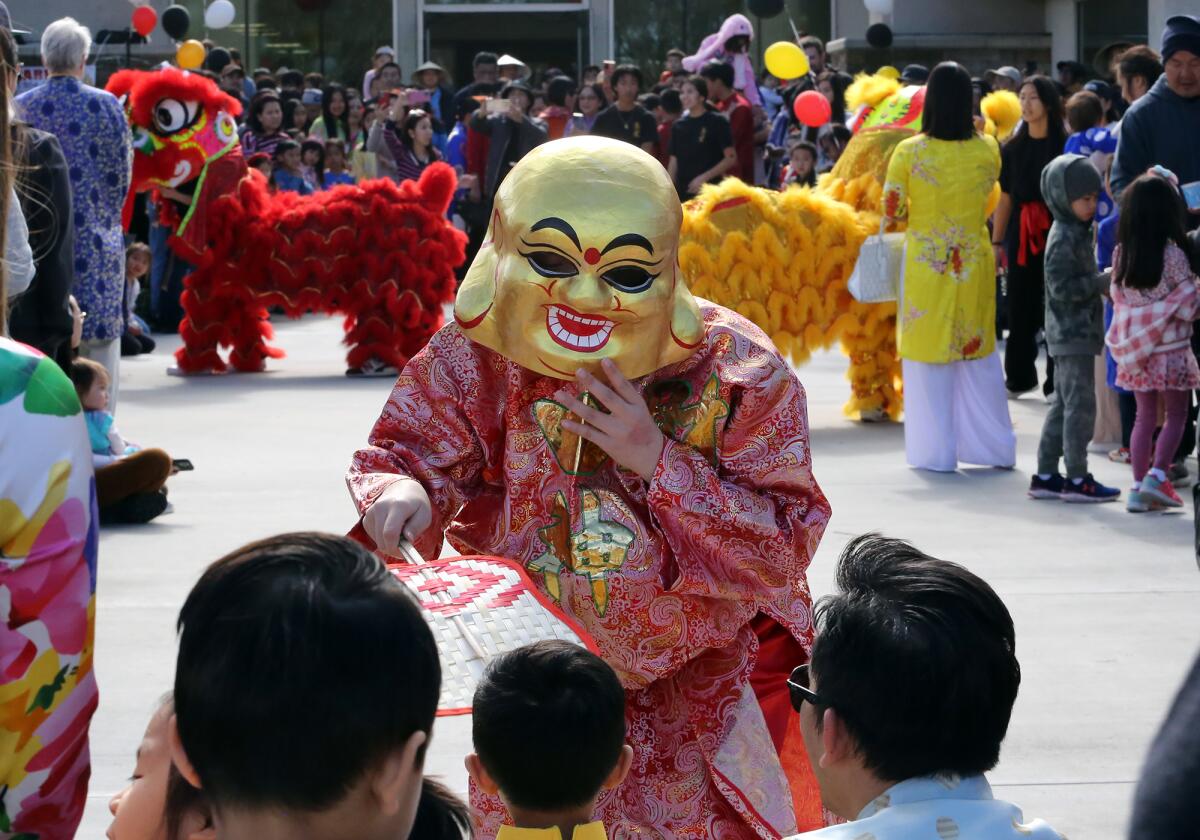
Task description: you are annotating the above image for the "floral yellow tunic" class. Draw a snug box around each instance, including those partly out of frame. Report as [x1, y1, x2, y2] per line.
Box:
[883, 134, 1000, 363]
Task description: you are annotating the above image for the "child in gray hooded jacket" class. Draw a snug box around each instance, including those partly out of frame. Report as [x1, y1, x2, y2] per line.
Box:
[1028, 154, 1122, 503]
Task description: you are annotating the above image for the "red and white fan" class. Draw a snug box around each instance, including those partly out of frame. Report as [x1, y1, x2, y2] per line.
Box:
[388, 542, 599, 715]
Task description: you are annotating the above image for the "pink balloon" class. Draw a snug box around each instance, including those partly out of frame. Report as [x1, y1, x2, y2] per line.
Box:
[793, 90, 832, 128]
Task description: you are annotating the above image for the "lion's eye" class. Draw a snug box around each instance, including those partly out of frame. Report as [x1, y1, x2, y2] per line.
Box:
[523, 251, 577, 278]
[153, 98, 199, 134]
[601, 266, 656, 293]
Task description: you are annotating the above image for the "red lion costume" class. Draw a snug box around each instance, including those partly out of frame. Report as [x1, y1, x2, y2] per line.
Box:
[106, 68, 466, 374]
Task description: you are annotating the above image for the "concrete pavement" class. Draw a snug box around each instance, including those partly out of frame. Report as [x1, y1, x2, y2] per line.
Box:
[78, 314, 1200, 838]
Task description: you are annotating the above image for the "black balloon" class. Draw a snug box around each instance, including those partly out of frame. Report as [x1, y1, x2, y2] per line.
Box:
[205, 47, 232, 73]
[866, 22, 893, 49]
[161, 4, 190, 40]
[747, 0, 785, 18]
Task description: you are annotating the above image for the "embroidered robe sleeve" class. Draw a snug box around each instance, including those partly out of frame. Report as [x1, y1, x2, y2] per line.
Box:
[646, 340, 829, 621]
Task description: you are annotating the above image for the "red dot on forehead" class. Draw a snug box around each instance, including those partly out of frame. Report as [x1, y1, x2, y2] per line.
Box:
[584, 247, 601, 265]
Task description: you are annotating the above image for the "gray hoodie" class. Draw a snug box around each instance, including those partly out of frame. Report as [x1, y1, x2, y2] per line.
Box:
[1040, 154, 1108, 357]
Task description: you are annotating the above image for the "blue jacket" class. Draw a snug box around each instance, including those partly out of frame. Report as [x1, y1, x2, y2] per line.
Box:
[1111, 76, 1200, 204]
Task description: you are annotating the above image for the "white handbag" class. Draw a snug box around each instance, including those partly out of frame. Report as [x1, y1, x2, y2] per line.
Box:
[848, 219, 905, 303]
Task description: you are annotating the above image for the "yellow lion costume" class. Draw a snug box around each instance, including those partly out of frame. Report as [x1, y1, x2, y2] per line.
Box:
[679, 75, 1019, 420]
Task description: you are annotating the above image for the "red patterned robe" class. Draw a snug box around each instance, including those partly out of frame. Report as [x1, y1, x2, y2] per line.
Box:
[348, 301, 830, 838]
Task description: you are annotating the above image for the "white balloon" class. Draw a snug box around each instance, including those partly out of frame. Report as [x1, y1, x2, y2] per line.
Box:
[863, 0, 894, 14]
[205, 0, 236, 29]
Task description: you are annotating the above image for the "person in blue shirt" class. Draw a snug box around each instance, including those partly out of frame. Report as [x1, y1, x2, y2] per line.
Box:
[271, 139, 313, 195]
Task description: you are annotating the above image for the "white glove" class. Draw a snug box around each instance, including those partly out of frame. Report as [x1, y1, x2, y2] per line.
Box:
[361, 478, 433, 558]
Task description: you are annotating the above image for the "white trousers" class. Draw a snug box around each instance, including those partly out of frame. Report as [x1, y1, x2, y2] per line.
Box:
[902, 352, 1016, 472]
[80, 338, 120, 415]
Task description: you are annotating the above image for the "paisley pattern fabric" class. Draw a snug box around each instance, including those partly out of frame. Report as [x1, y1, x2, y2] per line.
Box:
[787, 774, 1063, 840]
[349, 301, 830, 839]
[0, 337, 99, 839]
[17, 77, 132, 342]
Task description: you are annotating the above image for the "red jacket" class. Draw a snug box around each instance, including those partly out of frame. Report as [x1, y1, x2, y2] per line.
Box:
[715, 93, 754, 183]
[657, 118, 675, 167]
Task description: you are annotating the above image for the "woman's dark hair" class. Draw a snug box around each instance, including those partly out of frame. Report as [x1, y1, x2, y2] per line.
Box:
[577, 82, 607, 109]
[809, 534, 1021, 782]
[473, 640, 625, 811]
[409, 779, 472, 840]
[1114, 173, 1190, 290]
[683, 74, 710, 103]
[320, 83, 350, 141]
[401, 108, 435, 153]
[1118, 45, 1163, 91]
[173, 532, 440, 812]
[922, 61, 976, 141]
[1065, 90, 1104, 134]
[546, 75, 576, 108]
[280, 96, 306, 133]
[1007, 75, 1067, 150]
[246, 91, 282, 134]
[816, 71, 851, 126]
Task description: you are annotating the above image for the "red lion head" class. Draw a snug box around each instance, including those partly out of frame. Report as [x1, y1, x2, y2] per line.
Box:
[107, 68, 243, 199]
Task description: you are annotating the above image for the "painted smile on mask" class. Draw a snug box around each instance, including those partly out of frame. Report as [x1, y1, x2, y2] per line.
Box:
[520, 216, 660, 353]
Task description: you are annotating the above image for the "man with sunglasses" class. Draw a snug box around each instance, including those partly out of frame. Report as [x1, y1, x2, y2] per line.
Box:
[785, 535, 1062, 839]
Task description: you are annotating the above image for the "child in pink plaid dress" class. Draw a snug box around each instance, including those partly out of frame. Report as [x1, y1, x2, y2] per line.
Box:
[1106, 173, 1200, 512]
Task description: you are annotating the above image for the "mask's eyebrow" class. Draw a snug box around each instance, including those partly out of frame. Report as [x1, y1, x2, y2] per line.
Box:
[529, 217, 581, 251]
[601, 233, 654, 256]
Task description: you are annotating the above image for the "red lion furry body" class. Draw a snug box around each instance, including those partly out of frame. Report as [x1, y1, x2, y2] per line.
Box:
[106, 68, 466, 373]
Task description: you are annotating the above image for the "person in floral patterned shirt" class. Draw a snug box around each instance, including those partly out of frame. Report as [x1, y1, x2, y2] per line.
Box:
[883, 62, 1016, 473]
[348, 136, 831, 838]
[17, 18, 131, 411]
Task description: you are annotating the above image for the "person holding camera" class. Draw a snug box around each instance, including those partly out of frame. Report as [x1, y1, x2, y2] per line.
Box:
[469, 80, 548, 203]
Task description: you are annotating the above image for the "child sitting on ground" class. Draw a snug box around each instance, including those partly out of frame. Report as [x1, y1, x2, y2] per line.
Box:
[70, 358, 174, 524]
[122, 242, 156, 357]
[270, 139, 313, 195]
[301, 138, 326, 192]
[323, 138, 357, 188]
[246, 151, 272, 181]
[170, 532, 459, 840]
[467, 640, 633, 839]
[1106, 173, 1200, 513]
[1028, 153, 1121, 503]
[106, 694, 212, 840]
[780, 140, 817, 189]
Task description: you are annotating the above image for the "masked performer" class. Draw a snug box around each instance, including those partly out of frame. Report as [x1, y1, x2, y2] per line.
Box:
[348, 136, 829, 838]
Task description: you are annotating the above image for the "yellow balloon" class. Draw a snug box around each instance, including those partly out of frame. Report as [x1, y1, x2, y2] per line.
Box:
[176, 39, 205, 70]
[878, 65, 901, 80]
[764, 41, 810, 81]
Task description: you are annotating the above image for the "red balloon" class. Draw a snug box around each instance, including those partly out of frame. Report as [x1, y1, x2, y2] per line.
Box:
[793, 90, 833, 128]
[131, 5, 157, 37]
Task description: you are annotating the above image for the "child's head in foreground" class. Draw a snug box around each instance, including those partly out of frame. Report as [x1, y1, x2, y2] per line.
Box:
[467, 640, 632, 829]
[70, 357, 111, 412]
[170, 532, 440, 840]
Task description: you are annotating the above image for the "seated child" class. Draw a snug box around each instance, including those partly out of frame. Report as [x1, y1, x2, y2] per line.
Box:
[170, 532, 452, 840]
[122, 242, 157, 357]
[107, 694, 212, 840]
[301, 138, 326, 192]
[271, 139, 313, 195]
[781, 140, 818, 189]
[246, 151, 272, 181]
[467, 640, 633, 839]
[323, 138, 357, 188]
[70, 358, 174, 524]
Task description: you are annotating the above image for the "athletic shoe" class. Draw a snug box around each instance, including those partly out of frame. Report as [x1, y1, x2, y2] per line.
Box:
[1061, 474, 1121, 503]
[1028, 473, 1065, 499]
[1007, 386, 1036, 400]
[346, 357, 399, 377]
[1126, 489, 1153, 513]
[1142, 474, 1184, 508]
[1107, 447, 1130, 464]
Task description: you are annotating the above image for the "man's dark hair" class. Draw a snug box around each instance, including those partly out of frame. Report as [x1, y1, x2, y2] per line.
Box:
[474, 51, 498, 68]
[378, 61, 402, 78]
[473, 640, 625, 811]
[279, 69, 304, 89]
[174, 532, 440, 811]
[1118, 45, 1164, 90]
[583, 64, 601, 76]
[546, 75, 576, 107]
[660, 88, 682, 115]
[1065, 90, 1104, 133]
[666, 47, 686, 59]
[640, 92, 661, 111]
[304, 71, 325, 89]
[699, 60, 735, 90]
[922, 61, 976, 141]
[610, 63, 643, 88]
[254, 75, 278, 91]
[809, 534, 1021, 782]
[799, 35, 825, 54]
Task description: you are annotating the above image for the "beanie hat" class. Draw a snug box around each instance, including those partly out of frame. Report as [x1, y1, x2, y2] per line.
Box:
[1162, 15, 1200, 61]
[1063, 156, 1102, 203]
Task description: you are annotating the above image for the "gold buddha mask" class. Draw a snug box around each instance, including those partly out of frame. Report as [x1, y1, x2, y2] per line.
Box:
[453, 136, 704, 379]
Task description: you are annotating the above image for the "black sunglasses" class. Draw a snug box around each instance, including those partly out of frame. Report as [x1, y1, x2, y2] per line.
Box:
[787, 664, 825, 712]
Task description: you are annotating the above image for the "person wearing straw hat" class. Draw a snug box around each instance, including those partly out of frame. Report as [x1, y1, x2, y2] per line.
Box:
[349, 135, 831, 839]
[412, 59, 453, 139]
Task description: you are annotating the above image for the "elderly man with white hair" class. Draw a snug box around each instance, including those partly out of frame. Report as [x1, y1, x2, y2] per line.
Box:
[17, 16, 130, 408]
